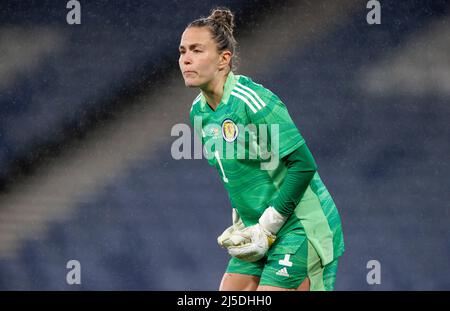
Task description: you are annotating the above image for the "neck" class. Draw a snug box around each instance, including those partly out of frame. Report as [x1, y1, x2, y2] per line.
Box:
[201, 71, 229, 111]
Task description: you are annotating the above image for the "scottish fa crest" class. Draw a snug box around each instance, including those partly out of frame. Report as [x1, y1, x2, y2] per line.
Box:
[221, 118, 239, 142]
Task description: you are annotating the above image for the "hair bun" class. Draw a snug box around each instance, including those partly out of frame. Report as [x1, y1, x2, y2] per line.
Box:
[209, 8, 235, 33]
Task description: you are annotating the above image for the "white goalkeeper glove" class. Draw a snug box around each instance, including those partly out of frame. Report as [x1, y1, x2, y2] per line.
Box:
[226, 206, 287, 262]
[217, 208, 246, 247]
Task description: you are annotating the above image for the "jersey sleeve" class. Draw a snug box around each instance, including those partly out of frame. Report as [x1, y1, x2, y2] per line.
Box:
[270, 143, 317, 216]
[189, 96, 218, 168]
[245, 86, 305, 159]
[189, 94, 203, 141]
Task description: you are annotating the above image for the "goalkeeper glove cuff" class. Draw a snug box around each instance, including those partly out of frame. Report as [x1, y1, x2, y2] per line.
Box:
[258, 206, 287, 237]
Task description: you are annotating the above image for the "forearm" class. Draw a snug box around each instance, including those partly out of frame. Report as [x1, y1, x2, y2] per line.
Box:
[223, 144, 317, 262]
[271, 143, 318, 217]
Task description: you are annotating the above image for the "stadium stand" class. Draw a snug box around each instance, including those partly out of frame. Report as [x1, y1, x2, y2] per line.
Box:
[0, 0, 449, 290]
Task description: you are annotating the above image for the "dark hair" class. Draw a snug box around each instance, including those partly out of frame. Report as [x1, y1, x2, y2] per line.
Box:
[187, 7, 238, 71]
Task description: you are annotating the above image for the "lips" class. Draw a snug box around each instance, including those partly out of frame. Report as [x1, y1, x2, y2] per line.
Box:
[184, 71, 196, 75]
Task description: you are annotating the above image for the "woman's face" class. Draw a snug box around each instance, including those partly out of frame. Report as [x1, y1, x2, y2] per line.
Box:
[179, 27, 225, 88]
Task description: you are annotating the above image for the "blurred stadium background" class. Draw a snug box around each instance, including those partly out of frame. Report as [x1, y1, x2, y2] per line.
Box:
[0, 0, 449, 290]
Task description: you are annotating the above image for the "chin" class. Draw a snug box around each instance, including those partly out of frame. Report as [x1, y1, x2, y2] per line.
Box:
[184, 78, 200, 88]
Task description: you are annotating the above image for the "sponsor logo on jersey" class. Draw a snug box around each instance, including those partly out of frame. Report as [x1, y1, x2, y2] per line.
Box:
[209, 127, 220, 138]
[221, 118, 239, 142]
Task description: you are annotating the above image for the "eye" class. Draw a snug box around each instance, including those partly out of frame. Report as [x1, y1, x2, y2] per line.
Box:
[193, 49, 202, 53]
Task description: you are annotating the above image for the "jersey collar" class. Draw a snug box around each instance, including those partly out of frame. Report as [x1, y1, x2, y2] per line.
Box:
[199, 71, 238, 112]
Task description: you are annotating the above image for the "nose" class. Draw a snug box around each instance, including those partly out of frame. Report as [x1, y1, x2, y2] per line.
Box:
[184, 57, 192, 66]
[182, 52, 192, 65]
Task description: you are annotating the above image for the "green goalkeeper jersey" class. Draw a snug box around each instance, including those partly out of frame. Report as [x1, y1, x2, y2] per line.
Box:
[189, 72, 344, 265]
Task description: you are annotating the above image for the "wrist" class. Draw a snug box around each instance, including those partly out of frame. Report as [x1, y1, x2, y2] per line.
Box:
[258, 206, 287, 235]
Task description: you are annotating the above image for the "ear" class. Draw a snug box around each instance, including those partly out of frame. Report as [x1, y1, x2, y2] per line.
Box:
[218, 50, 232, 70]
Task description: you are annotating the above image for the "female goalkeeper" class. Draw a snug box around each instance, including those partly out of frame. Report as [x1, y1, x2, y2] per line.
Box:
[179, 8, 344, 291]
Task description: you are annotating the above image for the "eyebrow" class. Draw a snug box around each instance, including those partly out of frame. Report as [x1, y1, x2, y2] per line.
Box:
[179, 43, 205, 50]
